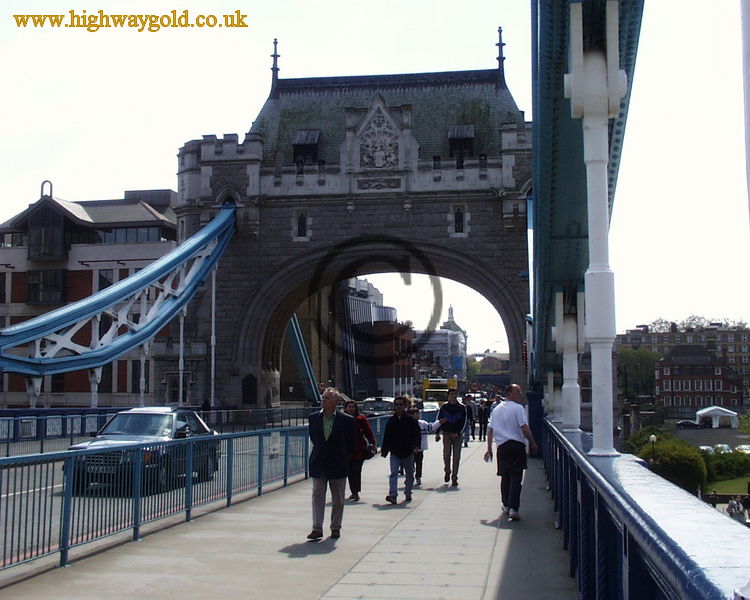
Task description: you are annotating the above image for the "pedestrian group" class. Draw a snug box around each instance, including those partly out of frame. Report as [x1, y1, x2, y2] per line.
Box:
[306, 384, 537, 540]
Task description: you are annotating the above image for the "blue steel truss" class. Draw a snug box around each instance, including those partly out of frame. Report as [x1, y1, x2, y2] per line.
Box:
[0, 204, 236, 376]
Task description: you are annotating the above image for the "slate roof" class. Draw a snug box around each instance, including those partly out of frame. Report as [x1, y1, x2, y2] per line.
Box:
[0, 192, 176, 234]
[250, 69, 525, 167]
[661, 345, 717, 366]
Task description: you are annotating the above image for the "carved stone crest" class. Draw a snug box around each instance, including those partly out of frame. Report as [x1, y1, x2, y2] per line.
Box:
[357, 178, 401, 190]
[359, 108, 399, 169]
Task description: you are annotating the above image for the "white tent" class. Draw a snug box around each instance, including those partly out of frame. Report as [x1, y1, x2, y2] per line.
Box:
[695, 406, 739, 429]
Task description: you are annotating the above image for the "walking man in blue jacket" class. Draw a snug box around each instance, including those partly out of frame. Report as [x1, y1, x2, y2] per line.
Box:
[435, 391, 467, 486]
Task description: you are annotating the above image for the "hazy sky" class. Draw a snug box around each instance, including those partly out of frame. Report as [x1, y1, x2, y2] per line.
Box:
[2, 1, 748, 355]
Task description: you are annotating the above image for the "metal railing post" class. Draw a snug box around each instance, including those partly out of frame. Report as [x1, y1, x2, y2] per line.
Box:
[59, 456, 74, 567]
[257, 432, 264, 496]
[185, 442, 193, 521]
[133, 451, 143, 541]
[226, 437, 234, 507]
[283, 430, 289, 487]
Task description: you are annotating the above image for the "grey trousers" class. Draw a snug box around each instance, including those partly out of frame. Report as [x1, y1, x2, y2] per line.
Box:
[442, 432, 462, 480]
[311, 476, 346, 532]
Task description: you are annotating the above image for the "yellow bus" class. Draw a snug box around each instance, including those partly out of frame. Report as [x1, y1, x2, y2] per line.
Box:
[421, 377, 458, 405]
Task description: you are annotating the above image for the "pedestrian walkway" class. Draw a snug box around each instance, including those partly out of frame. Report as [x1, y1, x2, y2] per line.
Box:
[1, 439, 576, 600]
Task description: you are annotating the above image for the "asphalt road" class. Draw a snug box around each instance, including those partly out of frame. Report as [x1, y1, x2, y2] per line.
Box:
[668, 424, 750, 449]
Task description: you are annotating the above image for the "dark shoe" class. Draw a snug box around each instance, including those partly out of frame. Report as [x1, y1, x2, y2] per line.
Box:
[404, 494, 412, 502]
[444, 472, 450, 483]
[451, 480, 458, 487]
[385, 495, 397, 504]
[414, 479, 421, 486]
[348, 493, 359, 501]
[307, 530, 323, 540]
[330, 530, 341, 538]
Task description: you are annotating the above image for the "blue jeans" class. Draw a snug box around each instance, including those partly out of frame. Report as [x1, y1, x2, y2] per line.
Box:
[389, 454, 414, 498]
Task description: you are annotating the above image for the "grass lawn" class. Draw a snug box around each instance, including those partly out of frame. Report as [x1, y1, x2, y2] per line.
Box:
[706, 476, 750, 494]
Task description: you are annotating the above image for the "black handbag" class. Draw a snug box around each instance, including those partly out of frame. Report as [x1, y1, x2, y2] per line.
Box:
[362, 438, 375, 460]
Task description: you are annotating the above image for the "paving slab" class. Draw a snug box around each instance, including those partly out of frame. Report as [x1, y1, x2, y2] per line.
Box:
[0, 438, 576, 600]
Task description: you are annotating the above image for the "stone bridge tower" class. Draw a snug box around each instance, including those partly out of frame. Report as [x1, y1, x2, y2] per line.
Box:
[161, 33, 532, 407]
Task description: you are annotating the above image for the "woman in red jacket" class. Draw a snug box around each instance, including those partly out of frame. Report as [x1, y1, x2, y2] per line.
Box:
[343, 400, 377, 501]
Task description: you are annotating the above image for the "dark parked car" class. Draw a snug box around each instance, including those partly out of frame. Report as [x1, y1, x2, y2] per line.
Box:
[68, 407, 220, 493]
[676, 420, 703, 429]
[360, 397, 395, 418]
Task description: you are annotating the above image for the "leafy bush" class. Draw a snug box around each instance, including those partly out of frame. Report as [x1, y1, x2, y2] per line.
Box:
[704, 452, 750, 481]
[623, 426, 673, 454]
[638, 439, 707, 494]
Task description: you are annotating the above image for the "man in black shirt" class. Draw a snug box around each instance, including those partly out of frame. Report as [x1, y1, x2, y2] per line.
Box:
[435, 391, 467, 486]
[381, 396, 421, 504]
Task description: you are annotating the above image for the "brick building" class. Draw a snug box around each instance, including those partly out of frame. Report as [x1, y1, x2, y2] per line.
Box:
[617, 324, 750, 404]
[654, 345, 743, 419]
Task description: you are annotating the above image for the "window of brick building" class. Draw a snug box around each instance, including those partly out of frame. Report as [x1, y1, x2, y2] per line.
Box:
[27, 269, 65, 304]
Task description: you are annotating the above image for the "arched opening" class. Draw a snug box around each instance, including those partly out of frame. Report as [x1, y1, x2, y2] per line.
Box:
[223, 239, 528, 408]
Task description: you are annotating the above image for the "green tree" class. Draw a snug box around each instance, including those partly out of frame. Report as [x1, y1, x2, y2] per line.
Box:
[724, 318, 748, 330]
[638, 439, 707, 494]
[679, 315, 710, 331]
[623, 426, 672, 454]
[646, 316, 747, 333]
[617, 347, 661, 401]
[648, 318, 671, 333]
[466, 355, 480, 381]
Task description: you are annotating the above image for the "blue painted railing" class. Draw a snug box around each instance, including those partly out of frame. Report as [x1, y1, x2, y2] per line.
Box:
[0, 204, 236, 376]
[0, 414, 399, 571]
[544, 420, 750, 600]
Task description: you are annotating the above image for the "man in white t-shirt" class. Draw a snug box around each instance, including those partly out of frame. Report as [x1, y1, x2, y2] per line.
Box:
[484, 384, 538, 521]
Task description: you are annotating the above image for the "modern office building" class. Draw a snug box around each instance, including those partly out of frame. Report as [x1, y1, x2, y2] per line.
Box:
[0, 187, 177, 407]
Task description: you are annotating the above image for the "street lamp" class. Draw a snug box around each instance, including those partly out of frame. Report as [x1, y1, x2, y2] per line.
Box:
[649, 434, 657, 466]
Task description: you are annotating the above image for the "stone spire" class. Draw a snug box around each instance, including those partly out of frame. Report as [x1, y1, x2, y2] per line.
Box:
[496, 27, 507, 89]
[270, 38, 280, 99]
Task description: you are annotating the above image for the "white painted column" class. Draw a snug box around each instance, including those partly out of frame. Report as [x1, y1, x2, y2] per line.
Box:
[139, 292, 147, 407]
[90, 314, 101, 408]
[564, 2, 626, 455]
[89, 368, 101, 408]
[553, 386, 563, 423]
[544, 371, 562, 423]
[544, 371, 555, 417]
[562, 314, 581, 431]
[27, 377, 41, 409]
[178, 308, 185, 406]
[582, 51, 617, 455]
[139, 346, 146, 407]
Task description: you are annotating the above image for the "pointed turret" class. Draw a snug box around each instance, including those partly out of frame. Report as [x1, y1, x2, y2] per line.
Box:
[270, 38, 280, 99]
[496, 27, 507, 89]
